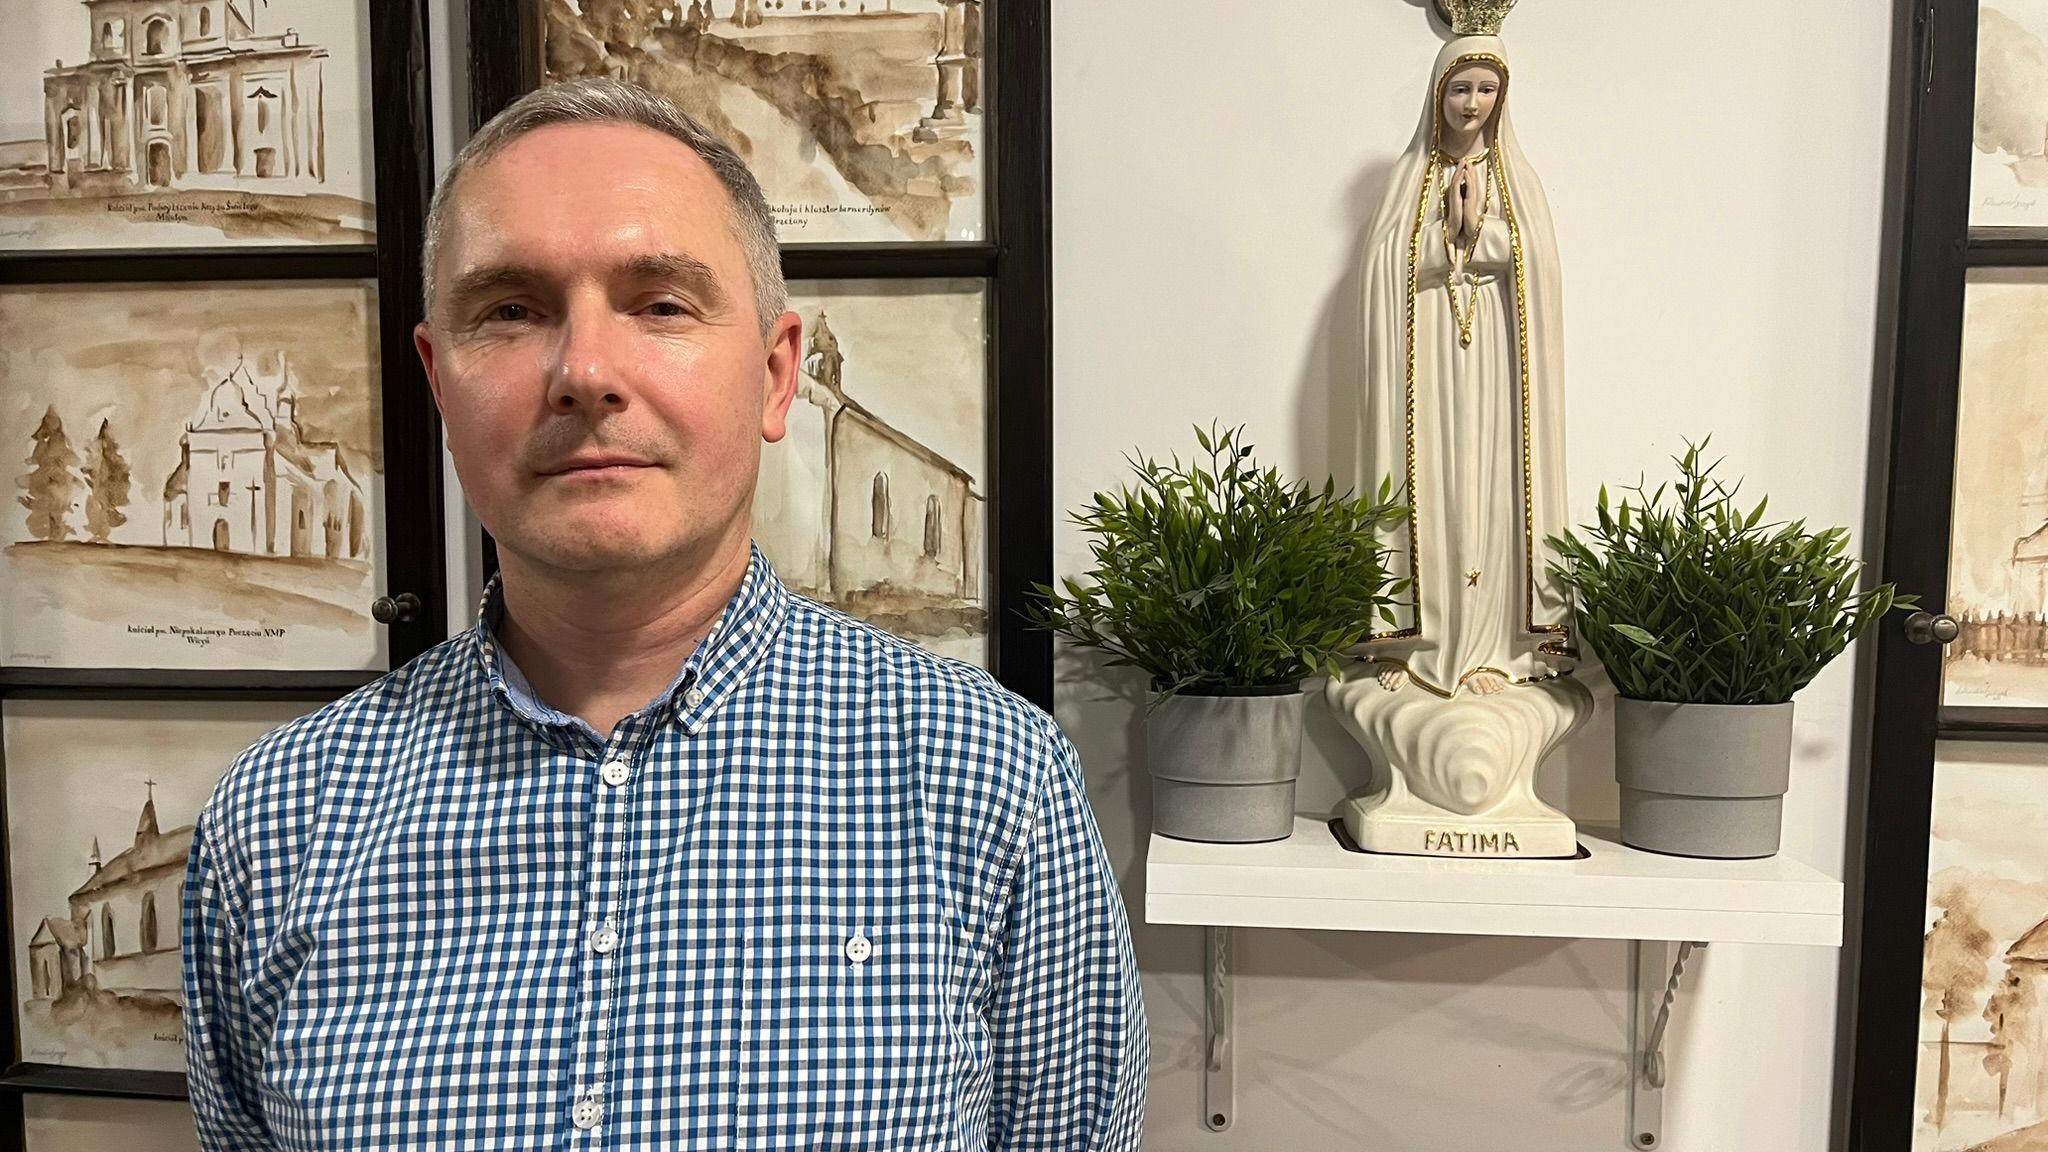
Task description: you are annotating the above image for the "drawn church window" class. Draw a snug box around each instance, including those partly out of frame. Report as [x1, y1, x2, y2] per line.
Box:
[61, 110, 82, 159]
[871, 472, 890, 538]
[199, 5, 212, 36]
[100, 20, 121, 52]
[141, 892, 159, 952]
[924, 495, 942, 558]
[100, 905, 115, 960]
[145, 84, 167, 130]
[215, 481, 230, 507]
[144, 16, 169, 56]
[256, 92, 274, 134]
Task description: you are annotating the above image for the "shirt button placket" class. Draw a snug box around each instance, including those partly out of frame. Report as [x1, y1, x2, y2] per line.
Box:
[575, 731, 636, 1138]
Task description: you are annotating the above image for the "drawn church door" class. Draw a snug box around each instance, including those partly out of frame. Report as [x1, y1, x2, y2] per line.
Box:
[146, 140, 171, 188]
[197, 86, 228, 173]
[212, 519, 231, 551]
[250, 87, 280, 178]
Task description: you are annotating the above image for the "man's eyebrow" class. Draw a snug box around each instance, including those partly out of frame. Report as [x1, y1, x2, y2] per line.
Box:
[444, 263, 547, 307]
[621, 253, 731, 310]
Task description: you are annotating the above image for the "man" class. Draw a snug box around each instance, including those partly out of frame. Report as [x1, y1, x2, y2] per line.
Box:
[181, 77, 1148, 1150]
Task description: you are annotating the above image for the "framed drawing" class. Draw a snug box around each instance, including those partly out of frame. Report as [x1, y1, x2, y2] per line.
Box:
[1, 281, 388, 677]
[539, 0, 985, 244]
[0, 0, 443, 693]
[1943, 270, 2048, 732]
[1851, 3, 2048, 1151]
[0, 0, 378, 251]
[471, 0, 1052, 706]
[0, 698, 314, 1098]
[1972, 2, 2048, 232]
[763, 279, 988, 664]
[1906, 744, 2048, 1152]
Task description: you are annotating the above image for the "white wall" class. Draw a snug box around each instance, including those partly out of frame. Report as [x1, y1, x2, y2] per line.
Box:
[1053, 3, 1891, 1149]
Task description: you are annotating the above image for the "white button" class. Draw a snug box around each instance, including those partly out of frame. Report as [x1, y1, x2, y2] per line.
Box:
[572, 1095, 601, 1129]
[684, 686, 706, 708]
[591, 926, 619, 954]
[845, 934, 872, 964]
[600, 759, 630, 787]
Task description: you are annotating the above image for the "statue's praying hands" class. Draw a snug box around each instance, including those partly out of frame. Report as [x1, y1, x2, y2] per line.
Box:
[1443, 156, 1487, 252]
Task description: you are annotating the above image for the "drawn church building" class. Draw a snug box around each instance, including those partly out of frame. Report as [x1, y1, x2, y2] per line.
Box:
[26, 785, 189, 1004]
[161, 354, 368, 560]
[39, 0, 328, 195]
[755, 313, 982, 610]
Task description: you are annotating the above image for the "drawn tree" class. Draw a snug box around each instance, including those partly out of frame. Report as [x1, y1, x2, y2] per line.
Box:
[1986, 963, 2040, 1119]
[83, 418, 130, 544]
[16, 406, 81, 543]
[1926, 888, 1995, 1130]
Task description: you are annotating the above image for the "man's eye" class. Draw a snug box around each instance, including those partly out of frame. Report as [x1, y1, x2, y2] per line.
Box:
[488, 303, 529, 322]
[644, 301, 689, 318]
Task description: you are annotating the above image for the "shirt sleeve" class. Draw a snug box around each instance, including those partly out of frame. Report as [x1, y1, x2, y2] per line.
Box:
[182, 807, 278, 1151]
[985, 727, 1149, 1151]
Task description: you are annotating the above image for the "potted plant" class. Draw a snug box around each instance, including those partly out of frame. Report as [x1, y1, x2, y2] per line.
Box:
[1546, 441, 1907, 859]
[1030, 423, 1406, 844]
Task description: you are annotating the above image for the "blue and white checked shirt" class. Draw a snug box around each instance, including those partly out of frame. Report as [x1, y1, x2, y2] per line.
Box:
[181, 545, 1148, 1150]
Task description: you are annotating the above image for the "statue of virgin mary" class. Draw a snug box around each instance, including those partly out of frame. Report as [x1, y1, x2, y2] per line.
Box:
[1326, 4, 1593, 858]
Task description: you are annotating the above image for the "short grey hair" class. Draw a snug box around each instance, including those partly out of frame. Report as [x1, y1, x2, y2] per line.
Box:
[422, 77, 786, 338]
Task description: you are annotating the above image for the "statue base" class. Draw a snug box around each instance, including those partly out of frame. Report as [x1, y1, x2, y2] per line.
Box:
[1340, 794, 1578, 858]
[1327, 667, 1594, 859]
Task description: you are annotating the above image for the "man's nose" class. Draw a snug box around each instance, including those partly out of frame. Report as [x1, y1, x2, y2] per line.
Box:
[545, 302, 629, 415]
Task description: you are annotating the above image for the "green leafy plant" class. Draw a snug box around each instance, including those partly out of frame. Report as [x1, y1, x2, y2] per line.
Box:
[1545, 440, 1909, 705]
[1028, 423, 1408, 696]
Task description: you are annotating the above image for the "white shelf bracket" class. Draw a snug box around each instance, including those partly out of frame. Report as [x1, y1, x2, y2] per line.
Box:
[1203, 925, 1234, 1132]
[1629, 939, 1705, 1150]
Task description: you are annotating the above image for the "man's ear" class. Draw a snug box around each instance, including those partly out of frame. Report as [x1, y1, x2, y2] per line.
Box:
[415, 321, 446, 416]
[760, 310, 802, 443]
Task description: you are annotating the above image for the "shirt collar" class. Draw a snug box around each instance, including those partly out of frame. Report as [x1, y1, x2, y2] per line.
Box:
[468, 542, 789, 737]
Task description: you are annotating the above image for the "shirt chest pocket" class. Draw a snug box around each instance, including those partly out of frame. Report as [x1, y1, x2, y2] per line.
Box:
[737, 904, 964, 1151]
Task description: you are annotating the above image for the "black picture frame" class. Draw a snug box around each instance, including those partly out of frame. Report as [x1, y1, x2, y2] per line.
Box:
[465, 0, 1054, 711]
[0, 0, 447, 696]
[0, 0, 440, 1124]
[1844, 1, 2048, 1149]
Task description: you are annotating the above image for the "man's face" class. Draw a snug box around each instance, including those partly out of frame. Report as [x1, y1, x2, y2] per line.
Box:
[416, 121, 799, 578]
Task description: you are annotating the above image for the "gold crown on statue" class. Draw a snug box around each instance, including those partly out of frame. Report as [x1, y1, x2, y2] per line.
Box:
[1434, 0, 1519, 35]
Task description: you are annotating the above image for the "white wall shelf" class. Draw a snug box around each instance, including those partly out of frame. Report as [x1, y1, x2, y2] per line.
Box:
[1148, 816, 1844, 1147]
[1146, 815, 1843, 948]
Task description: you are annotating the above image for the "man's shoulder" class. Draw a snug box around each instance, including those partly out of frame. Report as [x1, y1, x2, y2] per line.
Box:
[777, 593, 1064, 757]
[201, 634, 477, 847]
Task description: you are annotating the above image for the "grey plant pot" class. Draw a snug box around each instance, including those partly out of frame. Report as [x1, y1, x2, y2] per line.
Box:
[1614, 698, 1795, 859]
[1145, 684, 1308, 844]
